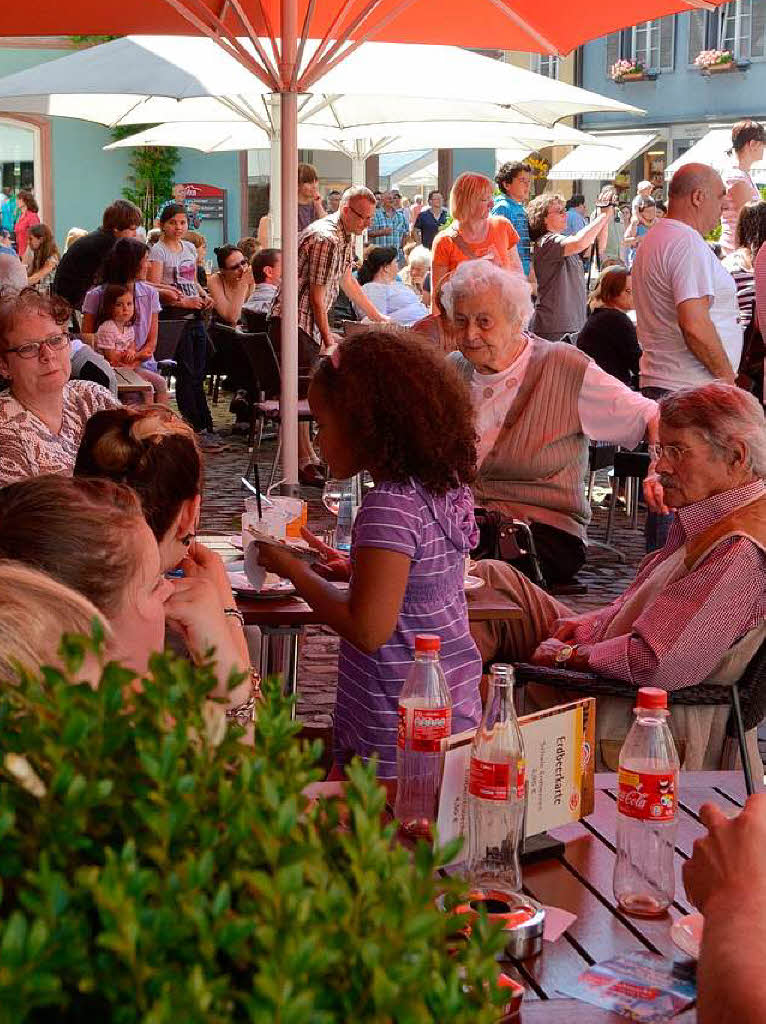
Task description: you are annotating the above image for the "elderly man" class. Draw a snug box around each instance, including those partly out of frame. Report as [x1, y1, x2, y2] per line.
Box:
[270, 185, 386, 485]
[473, 382, 766, 772]
[443, 261, 658, 583]
[0, 252, 27, 294]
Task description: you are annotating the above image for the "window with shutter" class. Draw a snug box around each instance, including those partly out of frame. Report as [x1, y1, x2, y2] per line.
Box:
[719, 0, 755, 58]
[632, 20, 660, 68]
[752, 0, 766, 57]
[606, 32, 620, 73]
[660, 16, 675, 69]
[688, 9, 707, 63]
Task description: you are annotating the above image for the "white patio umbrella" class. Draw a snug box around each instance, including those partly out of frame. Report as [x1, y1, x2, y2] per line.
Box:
[0, 35, 642, 487]
[664, 127, 766, 185]
[105, 119, 615, 253]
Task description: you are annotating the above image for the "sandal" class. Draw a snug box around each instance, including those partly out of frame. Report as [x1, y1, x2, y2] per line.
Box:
[299, 463, 327, 487]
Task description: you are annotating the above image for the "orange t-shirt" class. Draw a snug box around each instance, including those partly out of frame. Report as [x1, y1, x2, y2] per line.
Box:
[431, 216, 520, 274]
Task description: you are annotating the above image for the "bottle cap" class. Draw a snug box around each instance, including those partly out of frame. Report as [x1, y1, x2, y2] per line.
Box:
[415, 634, 441, 652]
[636, 687, 667, 710]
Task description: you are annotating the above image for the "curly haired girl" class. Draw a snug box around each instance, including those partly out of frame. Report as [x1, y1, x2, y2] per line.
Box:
[255, 328, 482, 778]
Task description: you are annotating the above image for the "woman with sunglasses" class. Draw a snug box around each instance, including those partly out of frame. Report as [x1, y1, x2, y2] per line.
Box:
[0, 289, 119, 487]
[207, 244, 254, 326]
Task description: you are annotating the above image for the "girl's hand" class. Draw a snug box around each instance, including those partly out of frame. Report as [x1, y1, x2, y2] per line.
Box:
[253, 540, 305, 581]
[300, 527, 351, 581]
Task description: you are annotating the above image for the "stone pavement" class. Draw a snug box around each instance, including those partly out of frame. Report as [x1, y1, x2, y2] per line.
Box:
[198, 405, 645, 729]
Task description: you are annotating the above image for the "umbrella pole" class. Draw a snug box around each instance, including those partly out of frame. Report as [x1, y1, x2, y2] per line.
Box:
[351, 144, 366, 262]
[280, 0, 300, 492]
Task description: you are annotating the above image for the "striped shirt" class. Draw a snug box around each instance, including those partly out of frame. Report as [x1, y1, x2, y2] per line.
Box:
[335, 480, 483, 778]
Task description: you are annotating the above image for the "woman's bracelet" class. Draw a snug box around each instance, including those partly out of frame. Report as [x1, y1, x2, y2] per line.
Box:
[224, 606, 245, 628]
[225, 667, 262, 726]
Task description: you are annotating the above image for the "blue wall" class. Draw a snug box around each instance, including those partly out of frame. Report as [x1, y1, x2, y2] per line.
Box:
[581, 15, 766, 131]
[0, 45, 244, 247]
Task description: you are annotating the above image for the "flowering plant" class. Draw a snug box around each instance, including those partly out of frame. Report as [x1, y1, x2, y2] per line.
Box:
[694, 49, 734, 69]
[610, 58, 645, 81]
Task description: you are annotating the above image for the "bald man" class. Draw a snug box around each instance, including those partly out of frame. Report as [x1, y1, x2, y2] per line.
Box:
[632, 163, 741, 395]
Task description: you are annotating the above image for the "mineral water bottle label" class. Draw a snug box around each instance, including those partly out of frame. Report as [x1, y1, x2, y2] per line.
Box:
[396, 705, 451, 751]
[617, 769, 677, 822]
[468, 757, 521, 800]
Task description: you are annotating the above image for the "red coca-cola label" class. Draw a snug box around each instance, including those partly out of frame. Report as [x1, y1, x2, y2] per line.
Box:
[397, 705, 451, 751]
[469, 757, 525, 801]
[617, 769, 677, 822]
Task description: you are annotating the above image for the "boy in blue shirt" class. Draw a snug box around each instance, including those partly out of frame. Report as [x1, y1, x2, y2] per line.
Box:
[493, 162, 532, 275]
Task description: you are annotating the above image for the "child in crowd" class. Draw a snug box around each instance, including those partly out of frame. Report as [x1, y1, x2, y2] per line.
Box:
[94, 284, 168, 405]
[147, 204, 219, 447]
[254, 330, 482, 779]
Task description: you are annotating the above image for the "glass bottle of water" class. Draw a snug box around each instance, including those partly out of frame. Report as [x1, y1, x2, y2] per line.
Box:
[465, 665, 526, 897]
[395, 635, 452, 838]
[613, 687, 680, 916]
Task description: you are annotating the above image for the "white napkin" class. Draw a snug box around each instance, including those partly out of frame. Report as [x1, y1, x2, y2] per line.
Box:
[243, 540, 267, 592]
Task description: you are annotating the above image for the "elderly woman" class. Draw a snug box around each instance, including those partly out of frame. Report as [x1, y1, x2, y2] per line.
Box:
[443, 261, 658, 584]
[400, 244, 432, 300]
[431, 172, 522, 310]
[527, 188, 615, 342]
[0, 289, 119, 487]
[0, 252, 27, 294]
[353, 246, 429, 326]
[0, 475, 254, 712]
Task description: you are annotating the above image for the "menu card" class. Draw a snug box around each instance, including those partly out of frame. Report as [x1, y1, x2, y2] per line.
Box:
[435, 698, 596, 865]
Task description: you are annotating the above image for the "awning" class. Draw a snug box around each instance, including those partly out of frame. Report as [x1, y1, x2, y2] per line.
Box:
[547, 132, 658, 181]
[664, 126, 766, 184]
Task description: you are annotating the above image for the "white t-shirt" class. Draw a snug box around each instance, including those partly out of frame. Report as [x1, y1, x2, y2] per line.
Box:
[149, 239, 198, 298]
[632, 217, 743, 391]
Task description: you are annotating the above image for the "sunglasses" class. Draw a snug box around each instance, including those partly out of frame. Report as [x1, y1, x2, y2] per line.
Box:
[226, 259, 249, 271]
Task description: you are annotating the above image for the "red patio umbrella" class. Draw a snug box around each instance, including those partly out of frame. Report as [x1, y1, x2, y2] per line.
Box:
[1, 0, 725, 486]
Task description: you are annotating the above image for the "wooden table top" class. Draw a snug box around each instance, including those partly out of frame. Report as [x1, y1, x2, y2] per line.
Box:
[115, 367, 153, 393]
[511, 771, 755, 1021]
[197, 534, 522, 627]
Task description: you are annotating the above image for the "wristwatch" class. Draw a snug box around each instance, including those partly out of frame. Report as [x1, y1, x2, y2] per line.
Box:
[554, 644, 579, 665]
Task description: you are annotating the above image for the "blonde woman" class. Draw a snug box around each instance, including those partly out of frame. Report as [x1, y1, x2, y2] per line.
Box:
[0, 561, 109, 685]
[430, 172, 522, 310]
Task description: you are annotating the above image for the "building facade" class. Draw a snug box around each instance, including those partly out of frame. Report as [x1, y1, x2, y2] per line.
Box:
[578, 2, 766, 199]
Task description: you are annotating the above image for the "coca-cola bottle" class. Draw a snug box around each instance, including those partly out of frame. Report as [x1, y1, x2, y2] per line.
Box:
[465, 664, 526, 896]
[613, 687, 680, 916]
[394, 634, 452, 837]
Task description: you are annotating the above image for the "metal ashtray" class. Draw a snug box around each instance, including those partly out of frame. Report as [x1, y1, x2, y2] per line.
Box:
[437, 890, 546, 960]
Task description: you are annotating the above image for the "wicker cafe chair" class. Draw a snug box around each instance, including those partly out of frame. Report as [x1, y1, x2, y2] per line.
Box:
[512, 635, 766, 796]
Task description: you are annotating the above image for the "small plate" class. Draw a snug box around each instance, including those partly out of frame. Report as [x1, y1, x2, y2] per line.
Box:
[227, 571, 296, 598]
[670, 912, 703, 959]
[464, 575, 485, 592]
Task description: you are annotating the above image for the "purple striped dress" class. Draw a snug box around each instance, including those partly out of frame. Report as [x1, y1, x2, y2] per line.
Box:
[334, 479, 483, 778]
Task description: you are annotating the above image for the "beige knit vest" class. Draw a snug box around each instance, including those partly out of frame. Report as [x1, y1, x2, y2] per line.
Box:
[466, 338, 591, 541]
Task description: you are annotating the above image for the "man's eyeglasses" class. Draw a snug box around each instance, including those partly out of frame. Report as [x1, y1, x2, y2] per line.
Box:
[347, 203, 373, 223]
[5, 333, 70, 360]
[649, 442, 692, 464]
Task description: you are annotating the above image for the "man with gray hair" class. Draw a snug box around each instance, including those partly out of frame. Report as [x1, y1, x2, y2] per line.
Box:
[473, 381, 766, 773]
[270, 185, 386, 484]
